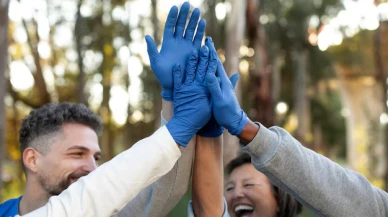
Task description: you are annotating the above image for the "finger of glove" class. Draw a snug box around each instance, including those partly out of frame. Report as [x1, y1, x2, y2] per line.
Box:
[195, 46, 209, 84]
[163, 6, 178, 40]
[185, 50, 199, 84]
[175, 2, 190, 38]
[184, 8, 200, 41]
[216, 60, 232, 90]
[145, 35, 159, 63]
[193, 19, 206, 50]
[229, 74, 239, 89]
[173, 64, 183, 90]
[204, 36, 216, 52]
[206, 73, 222, 101]
[204, 49, 218, 84]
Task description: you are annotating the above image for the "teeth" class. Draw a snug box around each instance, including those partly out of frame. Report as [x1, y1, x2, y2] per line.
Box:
[235, 205, 254, 212]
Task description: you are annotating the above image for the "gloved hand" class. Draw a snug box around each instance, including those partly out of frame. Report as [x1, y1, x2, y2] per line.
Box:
[205, 53, 248, 136]
[198, 37, 238, 137]
[145, 2, 206, 101]
[166, 46, 215, 147]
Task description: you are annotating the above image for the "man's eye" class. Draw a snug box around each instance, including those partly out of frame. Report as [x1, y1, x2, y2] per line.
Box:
[71, 152, 83, 157]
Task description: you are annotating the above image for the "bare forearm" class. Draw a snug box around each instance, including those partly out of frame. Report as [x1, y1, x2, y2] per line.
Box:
[162, 99, 173, 121]
[192, 136, 224, 217]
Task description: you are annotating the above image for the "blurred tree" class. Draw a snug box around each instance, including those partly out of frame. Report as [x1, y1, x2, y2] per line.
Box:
[329, 25, 388, 188]
[246, 0, 274, 127]
[0, 0, 10, 203]
[75, 0, 87, 105]
[223, 0, 247, 165]
[374, 0, 388, 190]
[260, 0, 343, 148]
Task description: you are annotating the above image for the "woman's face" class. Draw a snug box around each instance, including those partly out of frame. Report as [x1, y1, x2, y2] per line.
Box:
[225, 163, 278, 217]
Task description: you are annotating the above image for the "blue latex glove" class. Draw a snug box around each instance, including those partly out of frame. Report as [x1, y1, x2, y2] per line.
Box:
[166, 46, 212, 147]
[197, 37, 234, 137]
[145, 2, 206, 101]
[205, 55, 247, 136]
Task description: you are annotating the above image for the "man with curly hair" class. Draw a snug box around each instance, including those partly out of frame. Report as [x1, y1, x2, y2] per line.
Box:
[0, 101, 187, 217]
[1, 103, 103, 215]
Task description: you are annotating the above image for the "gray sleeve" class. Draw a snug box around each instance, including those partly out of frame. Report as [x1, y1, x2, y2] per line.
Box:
[115, 112, 195, 217]
[243, 123, 388, 217]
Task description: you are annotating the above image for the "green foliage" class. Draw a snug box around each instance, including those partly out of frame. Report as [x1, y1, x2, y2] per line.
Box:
[328, 30, 375, 76]
[310, 90, 346, 156]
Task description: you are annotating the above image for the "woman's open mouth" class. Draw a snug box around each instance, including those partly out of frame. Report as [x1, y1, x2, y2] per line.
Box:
[234, 205, 254, 217]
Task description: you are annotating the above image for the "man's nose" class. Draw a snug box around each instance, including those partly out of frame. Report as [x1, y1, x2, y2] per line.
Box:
[84, 156, 98, 172]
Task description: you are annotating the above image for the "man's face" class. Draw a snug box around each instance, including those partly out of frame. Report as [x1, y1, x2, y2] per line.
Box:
[225, 163, 278, 217]
[35, 123, 101, 196]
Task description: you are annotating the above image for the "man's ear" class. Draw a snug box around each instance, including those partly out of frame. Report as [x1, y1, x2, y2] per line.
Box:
[23, 147, 41, 173]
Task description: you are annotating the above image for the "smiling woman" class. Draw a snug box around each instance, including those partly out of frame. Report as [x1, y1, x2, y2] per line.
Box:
[225, 153, 302, 217]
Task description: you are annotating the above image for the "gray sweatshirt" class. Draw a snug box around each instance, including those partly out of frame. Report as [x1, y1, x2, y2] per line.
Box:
[115, 114, 195, 217]
[243, 123, 388, 217]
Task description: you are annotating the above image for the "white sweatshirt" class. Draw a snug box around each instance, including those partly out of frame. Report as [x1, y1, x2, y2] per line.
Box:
[20, 126, 181, 217]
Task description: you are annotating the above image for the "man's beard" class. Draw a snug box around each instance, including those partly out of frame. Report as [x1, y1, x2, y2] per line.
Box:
[38, 171, 89, 196]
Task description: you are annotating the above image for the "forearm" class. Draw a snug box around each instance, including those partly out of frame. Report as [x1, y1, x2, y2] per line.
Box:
[162, 99, 173, 121]
[116, 106, 195, 217]
[192, 136, 224, 217]
[21, 126, 181, 217]
[242, 122, 388, 217]
[117, 140, 195, 217]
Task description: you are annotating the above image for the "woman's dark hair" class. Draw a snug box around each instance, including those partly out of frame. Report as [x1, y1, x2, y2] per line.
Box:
[225, 153, 303, 217]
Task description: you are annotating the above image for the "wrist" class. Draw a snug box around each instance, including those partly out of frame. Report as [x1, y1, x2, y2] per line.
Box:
[162, 99, 173, 121]
[197, 119, 224, 138]
[161, 89, 173, 101]
[237, 120, 259, 145]
[228, 111, 249, 136]
[166, 118, 198, 147]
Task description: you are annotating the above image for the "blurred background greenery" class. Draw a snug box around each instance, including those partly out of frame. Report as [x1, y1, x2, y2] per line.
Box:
[0, 0, 388, 216]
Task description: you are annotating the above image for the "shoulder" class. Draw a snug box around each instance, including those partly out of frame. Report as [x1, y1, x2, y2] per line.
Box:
[0, 197, 22, 217]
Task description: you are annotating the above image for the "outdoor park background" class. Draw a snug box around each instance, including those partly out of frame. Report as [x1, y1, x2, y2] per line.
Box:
[0, 0, 388, 216]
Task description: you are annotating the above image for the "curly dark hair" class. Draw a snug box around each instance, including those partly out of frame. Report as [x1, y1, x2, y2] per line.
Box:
[19, 102, 103, 159]
[225, 153, 303, 217]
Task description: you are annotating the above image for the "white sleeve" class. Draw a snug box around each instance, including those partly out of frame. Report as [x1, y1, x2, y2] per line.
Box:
[20, 126, 181, 217]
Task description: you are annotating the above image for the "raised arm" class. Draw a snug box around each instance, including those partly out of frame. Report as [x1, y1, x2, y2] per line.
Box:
[189, 38, 236, 217]
[191, 135, 224, 217]
[116, 2, 205, 216]
[116, 105, 195, 217]
[240, 121, 388, 217]
[205, 43, 388, 216]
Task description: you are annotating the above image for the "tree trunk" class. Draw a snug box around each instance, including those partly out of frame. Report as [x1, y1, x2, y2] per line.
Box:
[20, 14, 51, 104]
[75, 0, 87, 105]
[223, 0, 247, 165]
[293, 49, 311, 147]
[246, 0, 274, 127]
[272, 55, 284, 124]
[0, 0, 10, 202]
[151, 0, 162, 130]
[335, 64, 384, 186]
[373, 3, 388, 189]
[205, 0, 221, 46]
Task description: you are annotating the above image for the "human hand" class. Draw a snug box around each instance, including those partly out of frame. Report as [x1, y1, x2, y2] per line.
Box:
[166, 46, 216, 147]
[205, 48, 247, 136]
[145, 2, 206, 101]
